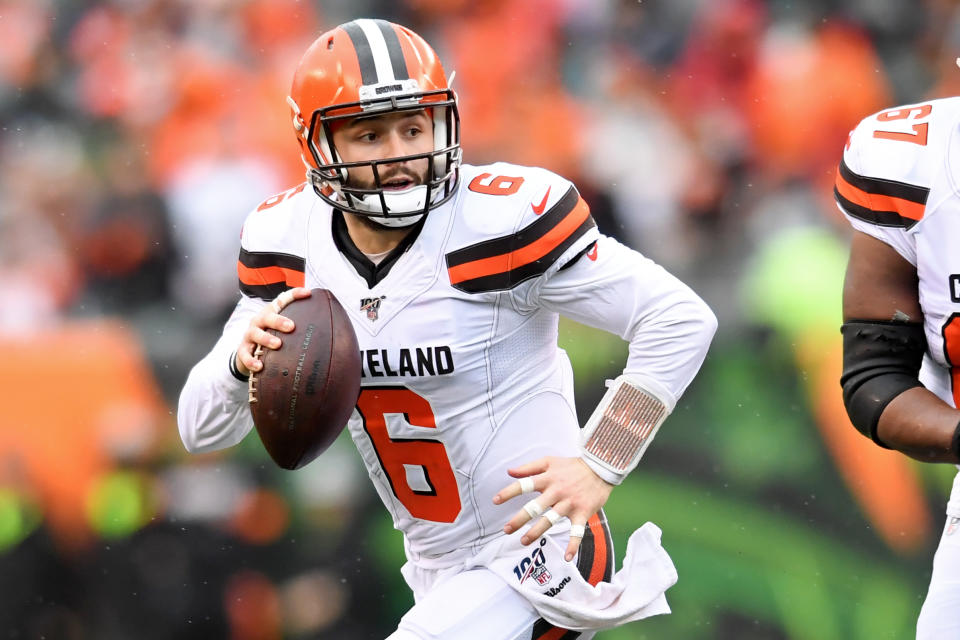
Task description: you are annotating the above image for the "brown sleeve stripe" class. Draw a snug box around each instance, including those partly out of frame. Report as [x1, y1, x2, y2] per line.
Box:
[834, 159, 928, 228]
[530, 623, 579, 640]
[446, 186, 596, 293]
[579, 512, 612, 586]
[237, 248, 305, 300]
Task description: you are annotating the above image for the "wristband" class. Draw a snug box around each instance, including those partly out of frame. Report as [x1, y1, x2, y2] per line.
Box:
[229, 350, 249, 382]
[580, 375, 672, 485]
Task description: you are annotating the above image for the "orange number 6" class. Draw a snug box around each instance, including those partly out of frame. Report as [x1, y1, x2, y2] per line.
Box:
[356, 387, 461, 523]
[468, 173, 524, 196]
[256, 183, 307, 211]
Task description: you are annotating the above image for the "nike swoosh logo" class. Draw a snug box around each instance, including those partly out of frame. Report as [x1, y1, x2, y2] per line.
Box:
[531, 186, 551, 215]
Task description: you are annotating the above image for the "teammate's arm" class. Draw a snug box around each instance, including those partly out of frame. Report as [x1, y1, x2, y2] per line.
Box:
[842, 231, 960, 463]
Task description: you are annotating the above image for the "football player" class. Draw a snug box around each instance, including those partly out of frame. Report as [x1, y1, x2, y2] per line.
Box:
[836, 96, 960, 638]
[178, 19, 716, 639]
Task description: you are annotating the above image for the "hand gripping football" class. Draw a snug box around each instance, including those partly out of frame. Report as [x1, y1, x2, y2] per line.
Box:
[248, 289, 361, 469]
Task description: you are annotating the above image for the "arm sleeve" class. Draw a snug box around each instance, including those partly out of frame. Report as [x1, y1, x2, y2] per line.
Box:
[532, 234, 717, 407]
[176, 294, 264, 453]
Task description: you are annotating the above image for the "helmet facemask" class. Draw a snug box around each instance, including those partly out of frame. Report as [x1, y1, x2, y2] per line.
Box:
[305, 88, 461, 227]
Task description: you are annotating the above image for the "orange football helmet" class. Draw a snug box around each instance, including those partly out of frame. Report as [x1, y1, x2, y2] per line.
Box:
[288, 19, 461, 226]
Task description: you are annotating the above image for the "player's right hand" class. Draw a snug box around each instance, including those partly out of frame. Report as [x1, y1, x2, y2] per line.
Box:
[494, 456, 614, 562]
[235, 287, 312, 376]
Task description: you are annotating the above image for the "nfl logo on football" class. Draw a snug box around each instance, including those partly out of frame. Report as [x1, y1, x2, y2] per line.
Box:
[531, 564, 552, 586]
[360, 296, 386, 322]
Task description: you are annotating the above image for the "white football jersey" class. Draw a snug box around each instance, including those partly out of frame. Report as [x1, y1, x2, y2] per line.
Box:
[179, 162, 716, 559]
[836, 97, 960, 515]
[836, 97, 960, 409]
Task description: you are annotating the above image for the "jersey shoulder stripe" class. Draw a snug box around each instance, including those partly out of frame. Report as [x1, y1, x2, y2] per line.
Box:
[834, 157, 929, 228]
[833, 97, 960, 230]
[237, 248, 305, 300]
[237, 183, 312, 300]
[445, 185, 596, 293]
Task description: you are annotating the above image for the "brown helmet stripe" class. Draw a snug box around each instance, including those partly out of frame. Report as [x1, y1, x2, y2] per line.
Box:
[340, 19, 409, 86]
[341, 21, 379, 85]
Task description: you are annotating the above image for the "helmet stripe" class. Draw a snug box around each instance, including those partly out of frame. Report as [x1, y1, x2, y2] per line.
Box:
[341, 21, 379, 85]
[345, 18, 409, 86]
[373, 19, 409, 81]
[355, 19, 394, 83]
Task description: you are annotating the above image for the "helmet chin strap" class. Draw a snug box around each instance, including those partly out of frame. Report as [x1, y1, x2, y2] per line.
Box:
[348, 185, 428, 228]
[366, 212, 424, 228]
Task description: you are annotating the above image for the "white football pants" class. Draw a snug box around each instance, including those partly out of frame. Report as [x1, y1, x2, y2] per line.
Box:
[386, 567, 597, 640]
[386, 515, 613, 640]
[916, 514, 960, 639]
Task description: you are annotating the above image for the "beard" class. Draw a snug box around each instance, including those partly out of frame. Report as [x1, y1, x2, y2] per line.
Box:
[339, 163, 432, 228]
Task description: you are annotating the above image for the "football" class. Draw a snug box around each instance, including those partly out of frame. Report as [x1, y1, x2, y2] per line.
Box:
[248, 289, 361, 470]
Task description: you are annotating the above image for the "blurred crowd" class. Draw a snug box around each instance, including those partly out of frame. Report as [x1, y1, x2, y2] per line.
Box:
[4, 0, 960, 638]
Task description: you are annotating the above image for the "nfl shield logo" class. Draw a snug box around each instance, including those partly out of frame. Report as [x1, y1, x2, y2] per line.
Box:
[531, 565, 552, 586]
[360, 296, 385, 321]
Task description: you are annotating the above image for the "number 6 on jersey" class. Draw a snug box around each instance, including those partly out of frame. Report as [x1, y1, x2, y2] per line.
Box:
[356, 387, 462, 523]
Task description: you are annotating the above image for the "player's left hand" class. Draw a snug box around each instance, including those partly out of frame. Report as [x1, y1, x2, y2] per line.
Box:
[493, 456, 613, 562]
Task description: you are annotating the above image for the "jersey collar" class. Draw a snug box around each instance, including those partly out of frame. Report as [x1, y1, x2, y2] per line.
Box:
[331, 209, 427, 288]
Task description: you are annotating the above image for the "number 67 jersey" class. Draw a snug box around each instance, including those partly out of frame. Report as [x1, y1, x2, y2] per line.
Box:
[179, 161, 717, 561]
[835, 98, 960, 506]
[835, 98, 960, 413]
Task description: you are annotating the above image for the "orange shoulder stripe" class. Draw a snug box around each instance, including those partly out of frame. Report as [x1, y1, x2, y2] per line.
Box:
[447, 197, 591, 285]
[237, 262, 305, 288]
[834, 169, 925, 222]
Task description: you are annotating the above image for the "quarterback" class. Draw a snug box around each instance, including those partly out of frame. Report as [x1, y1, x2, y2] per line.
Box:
[836, 96, 960, 638]
[178, 19, 716, 639]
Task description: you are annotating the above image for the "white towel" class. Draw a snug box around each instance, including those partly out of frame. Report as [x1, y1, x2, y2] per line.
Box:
[465, 522, 677, 632]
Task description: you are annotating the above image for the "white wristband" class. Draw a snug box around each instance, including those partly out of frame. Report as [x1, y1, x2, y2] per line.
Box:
[579, 375, 672, 485]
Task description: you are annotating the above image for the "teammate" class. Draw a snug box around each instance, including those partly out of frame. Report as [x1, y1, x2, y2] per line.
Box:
[178, 19, 716, 639]
[836, 96, 960, 638]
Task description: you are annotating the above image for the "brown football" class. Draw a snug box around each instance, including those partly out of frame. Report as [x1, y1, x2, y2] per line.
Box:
[248, 289, 361, 470]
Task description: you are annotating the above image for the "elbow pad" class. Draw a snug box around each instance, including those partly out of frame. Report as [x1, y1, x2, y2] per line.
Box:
[840, 321, 926, 447]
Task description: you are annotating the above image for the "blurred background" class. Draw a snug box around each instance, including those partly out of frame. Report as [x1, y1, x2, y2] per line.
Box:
[3, 0, 960, 637]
